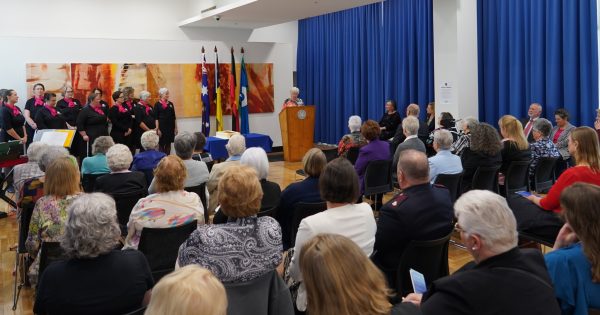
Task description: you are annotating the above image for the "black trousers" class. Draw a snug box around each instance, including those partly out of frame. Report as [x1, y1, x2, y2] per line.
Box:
[507, 194, 563, 242]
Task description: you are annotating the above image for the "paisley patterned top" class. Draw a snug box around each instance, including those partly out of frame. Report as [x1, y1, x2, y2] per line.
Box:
[123, 190, 204, 250]
[178, 216, 283, 283]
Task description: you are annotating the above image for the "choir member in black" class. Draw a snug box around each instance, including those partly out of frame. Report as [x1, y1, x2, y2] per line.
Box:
[24, 83, 45, 145]
[133, 91, 156, 151]
[0, 89, 8, 143]
[77, 93, 108, 158]
[108, 91, 133, 149]
[155, 87, 177, 154]
[57, 86, 82, 157]
[378, 100, 401, 140]
[122, 86, 136, 111]
[92, 88, 110, 114]
[34, 93, 67, 130]
[2, 89, 27, 143]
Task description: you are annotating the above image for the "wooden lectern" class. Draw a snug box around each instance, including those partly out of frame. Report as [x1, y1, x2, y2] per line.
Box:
[279, 106, 315, 162]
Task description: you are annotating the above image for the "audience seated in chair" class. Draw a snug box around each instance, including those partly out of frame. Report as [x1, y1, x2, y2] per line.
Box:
[372, 149, 454, 288]
[451, 117, 478, 157]
[242, 147, 281, 212]
[428, 129, 463, 183]
[528, 118, 561, 181]
[402, 190, 561, 315]
[545, 183, 600, 314]
[393, 116, 426, 176]
[278, 148, 326, 250]
[290, 158, 377, 312]
[461, 123, 502, 192]
[131, 130, 166, 174]
[81, 136, 114, 175]
[178, 165, 282, 283]
[34, 193, 153, 315]
[498, 115, 531, 177]
[191, 131, 213, 163]
[355, 119, 392, 198]
[13, 142, 47, 201]
[512, 127, 600, 242]
[338, 115, 367, 157]
[207, 134, 246, 214]
[550, 108, 576, 176]
[124, 155, 204, 250]
[145, 265, 227, 315]
[426, 112, 459, 155]
[391, 103, 429, 155]
[148, 132, 209, 194]
[300, 234, 420, 315]
[521, 103, 543, 143]
[95, 144, 147, 194]
[25, 156, 81, 286]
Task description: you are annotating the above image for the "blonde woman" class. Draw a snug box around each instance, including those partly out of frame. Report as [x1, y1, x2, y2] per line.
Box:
[145, 265, 227, 315]
[498, 115, 531, 175]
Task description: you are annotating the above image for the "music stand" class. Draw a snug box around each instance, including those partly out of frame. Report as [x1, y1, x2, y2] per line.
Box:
[0, 141, 28, 210]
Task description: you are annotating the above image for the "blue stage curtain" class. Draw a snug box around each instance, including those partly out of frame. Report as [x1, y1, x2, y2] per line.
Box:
[297, 0, 434, 144]
[478, 0, 599, 127]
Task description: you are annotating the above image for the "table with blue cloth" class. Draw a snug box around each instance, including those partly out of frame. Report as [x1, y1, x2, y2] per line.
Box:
[204, 133, 273, 160]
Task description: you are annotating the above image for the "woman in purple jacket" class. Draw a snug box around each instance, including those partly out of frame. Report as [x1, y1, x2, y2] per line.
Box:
[354, 120, 391, 208]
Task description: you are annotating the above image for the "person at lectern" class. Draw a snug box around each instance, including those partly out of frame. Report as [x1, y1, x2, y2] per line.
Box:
[282, 87, 304, 109]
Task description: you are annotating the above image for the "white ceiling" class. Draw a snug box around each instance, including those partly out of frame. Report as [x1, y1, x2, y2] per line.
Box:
[180, 0, 382, 29]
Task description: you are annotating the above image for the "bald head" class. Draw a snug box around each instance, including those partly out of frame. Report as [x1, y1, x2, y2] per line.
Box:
[397, 149, 429, 186]
[406, 103, 420, 117]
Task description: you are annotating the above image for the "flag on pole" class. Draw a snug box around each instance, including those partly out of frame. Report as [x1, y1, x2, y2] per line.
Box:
[230, 47, 239, 131]
[201, 50, 210, 136]
[239, 48, 250, 134]
[215, 47, 223, 131]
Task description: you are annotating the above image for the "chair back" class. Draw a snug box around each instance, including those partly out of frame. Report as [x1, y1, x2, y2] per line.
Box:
[81, 173, 106, 193]
[184, 183, 208, 223]
[206, 160, 215, 172]
[290, 202, 327, 247]
[224, 270, 294, 315]
[471, 165, 500, 192]
[504, 161, 531, 196]
[122, 306, 147, 315]
[364, 160, 393, 197]
[532, 157, 558, 193]
[141, 169, 154, 187]
[434, 172, 463, 202]
[17, 177, 44, 253]
[346, 147, 360, 165]
[38, 241, 67, 280]
[323, 148, 338, 162]
[396, 232, 452, 296]
[137, 220, 197, 281]
[257, 205, 278, 218]
[112, 190, 148, 232]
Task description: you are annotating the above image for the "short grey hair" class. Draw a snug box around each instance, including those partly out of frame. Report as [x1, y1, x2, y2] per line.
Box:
[27, 142, 48, 162]
[158, 87, 169, 96]
[348, 115, 362, 132]
[532, 118, 552, 137]
[92, 136, 114, 155]
[38, 146, 69, 172]
[226, 134, 246, 156]
[433, 129, 454, 150]
[241, 147, 269, 180]
[462, 117, 479, 132]
[174, 132, 196, 160]
[454, 190, 518, 254]
[139, 90, 151, 101]
[106, 144, 132, 172]
[402, 116, 420, 136]
[61, 193, 120, 259]
[141, 130, 160, 150]
[290, 87, 300, 94]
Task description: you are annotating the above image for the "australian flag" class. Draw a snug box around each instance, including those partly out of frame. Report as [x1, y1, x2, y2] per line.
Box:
[201, 54, 210, 136]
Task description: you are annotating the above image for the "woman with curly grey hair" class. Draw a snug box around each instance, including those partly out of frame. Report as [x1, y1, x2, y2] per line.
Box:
[34, 193, 153, 315]
[94, 144, 147, 195]
[460, 123, 502, 192]
[81, 136, 114, 175]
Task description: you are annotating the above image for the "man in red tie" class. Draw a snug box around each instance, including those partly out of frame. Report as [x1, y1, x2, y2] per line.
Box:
[521, 103, 542, 143]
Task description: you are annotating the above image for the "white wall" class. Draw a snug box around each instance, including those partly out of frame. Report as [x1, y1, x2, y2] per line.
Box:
[433, 0, 479, 124]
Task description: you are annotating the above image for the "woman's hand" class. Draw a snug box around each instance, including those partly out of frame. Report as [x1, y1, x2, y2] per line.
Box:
[595, 119, 600, 131]
[526, 194, 542, 206]
[553, 223, 578, 250]
[403, 293, 423, 306]
[20, 135, 27, 144]
[30, 122, 37, 130]
[83, 135, 90, 142]
[157, 129, 162, 137]
[125, 128, 132, 136]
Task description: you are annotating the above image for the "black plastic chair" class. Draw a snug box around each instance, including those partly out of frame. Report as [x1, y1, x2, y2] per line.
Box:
[518, 231, 555, 248]
[471, 165, 500, 192]
[346, 147, 360, 165]
[184, 183, 209, 224]
[290, 202, 327, 247]
[38, 241, 67, 280]
[206, 161, 215, 172]
[141, 169, 154, 188]
[224, 270, 294, 315]
[364, 160, 393, 211]
[122, 306, 147, 315]
[531, 157, 558, 193]
[137, 220, 198, 282]
[82, 173, 107, 193]
[503, 160, 531, 196]
[323, 148, 338, 162]
[257, 205, 278, 218]
[396, 232, 452, 297]
[434, 172, 463, 202]
[112, 190, 148, 234]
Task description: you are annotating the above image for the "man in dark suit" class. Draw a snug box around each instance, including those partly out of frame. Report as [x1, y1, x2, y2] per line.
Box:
[521, 103, 543, 143]
[372, 149, 454, 288]
[390, 103, 429, 155]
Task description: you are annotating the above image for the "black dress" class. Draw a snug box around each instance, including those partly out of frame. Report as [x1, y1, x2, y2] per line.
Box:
[379, 111, 401, 140]
[56, 98, 83, 156]
[133, 102, 156, 149]
[76, 105, 108, 157]
[25, 97, 44, 145]
[1, 104, 25, 141]
[34, 106, 67, 130]
[108, 104, 133, 147]
[154, 100, 176, 146]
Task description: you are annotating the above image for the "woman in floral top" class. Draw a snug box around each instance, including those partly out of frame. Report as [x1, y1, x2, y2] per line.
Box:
[26, 156, 81, 285]
[123, 155, 204, 250]
[337, 115, 367, 157]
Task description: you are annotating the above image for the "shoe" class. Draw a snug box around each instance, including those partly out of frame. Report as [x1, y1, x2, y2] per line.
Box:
[6, 186, 14, 193]
[0, 212, 7, 219]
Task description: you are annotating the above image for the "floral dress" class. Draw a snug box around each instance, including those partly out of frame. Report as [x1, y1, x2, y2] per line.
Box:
[25, 194, 80, 285]
[337, 131, 367, 157]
